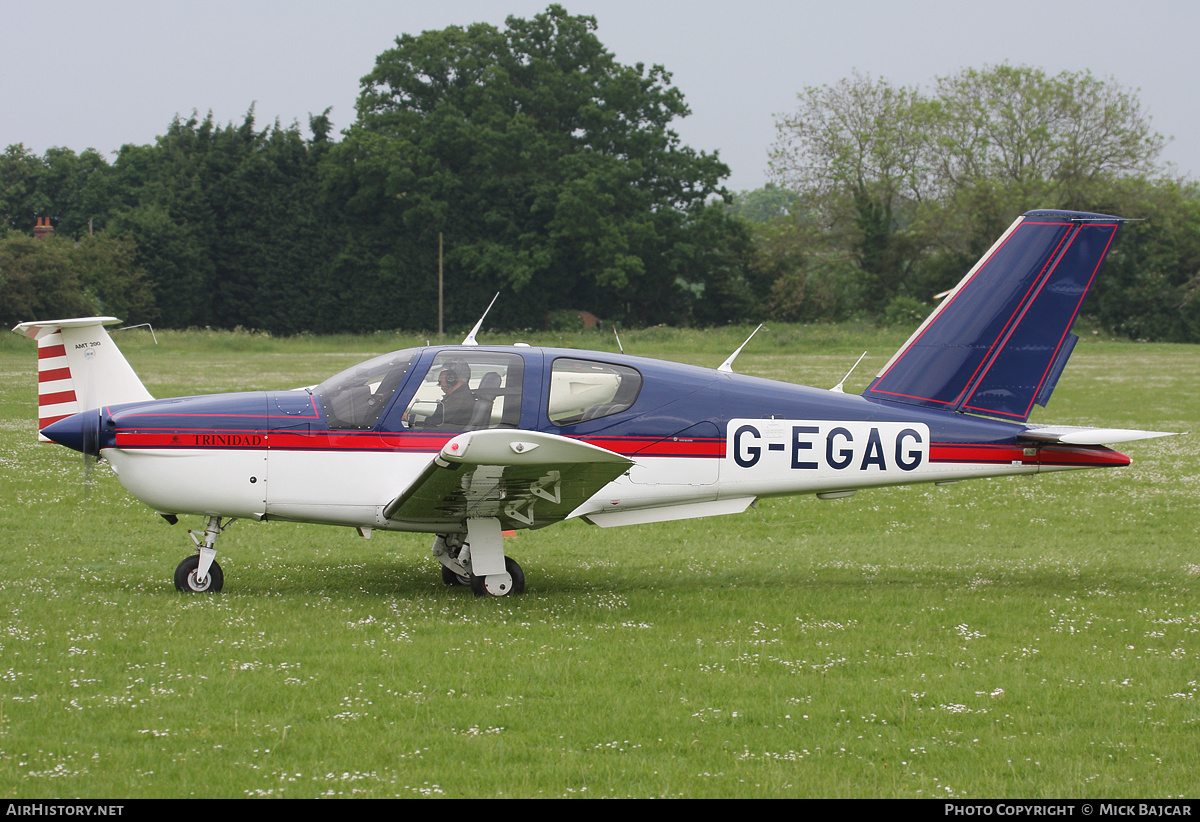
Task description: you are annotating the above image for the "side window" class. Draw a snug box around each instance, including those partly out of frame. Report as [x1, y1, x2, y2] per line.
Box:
[402, 352, 524, 431]
[548, 358, 642, 427]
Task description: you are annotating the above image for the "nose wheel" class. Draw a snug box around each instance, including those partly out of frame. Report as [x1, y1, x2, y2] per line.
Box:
[174, 515, 234, 593]
[175, 554, 224, 592]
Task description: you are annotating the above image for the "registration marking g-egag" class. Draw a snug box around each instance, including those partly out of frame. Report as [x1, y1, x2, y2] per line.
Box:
[726, 420, 931, 478]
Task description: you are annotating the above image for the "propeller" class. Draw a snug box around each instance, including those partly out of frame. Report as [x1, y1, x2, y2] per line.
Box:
[80, 408, 102, 491]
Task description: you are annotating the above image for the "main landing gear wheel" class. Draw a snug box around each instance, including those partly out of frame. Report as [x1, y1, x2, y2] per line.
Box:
[174, 554, 224, 593]
[470, 556, 525, 597]
[442, 565, 470, 587]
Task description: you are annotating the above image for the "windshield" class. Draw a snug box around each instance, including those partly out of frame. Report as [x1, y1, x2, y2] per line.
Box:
[313, 349, 417, 430]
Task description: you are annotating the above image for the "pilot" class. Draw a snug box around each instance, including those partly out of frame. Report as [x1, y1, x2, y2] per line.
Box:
[437, 362, 475, 428]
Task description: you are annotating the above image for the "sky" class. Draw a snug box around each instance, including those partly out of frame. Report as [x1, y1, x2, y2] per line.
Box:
[3, 0, 1198, 193]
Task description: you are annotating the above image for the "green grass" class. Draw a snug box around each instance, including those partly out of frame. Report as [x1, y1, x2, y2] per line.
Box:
[0, 323, 1196, 798]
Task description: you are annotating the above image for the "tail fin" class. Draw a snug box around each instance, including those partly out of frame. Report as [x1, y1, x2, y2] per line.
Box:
[12, 317, 153, 441]
[862, 210, 1123, 422]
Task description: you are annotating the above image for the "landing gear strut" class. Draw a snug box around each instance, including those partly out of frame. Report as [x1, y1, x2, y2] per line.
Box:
[175, 515, 235, 593]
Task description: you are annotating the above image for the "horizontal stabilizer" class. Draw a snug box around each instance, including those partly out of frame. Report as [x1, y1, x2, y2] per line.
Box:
[863, 210, 1124, 422]
[1018, 425, 1179, 446]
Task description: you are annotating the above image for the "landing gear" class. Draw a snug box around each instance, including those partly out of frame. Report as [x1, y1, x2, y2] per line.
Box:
[432, 519, 527, 596]
[470, 556, 525, 597]
[433, 533, 472, 586]
[174, 554, 224, 592]
[442, 565, 469, 587]
[175, 515, 235, 594]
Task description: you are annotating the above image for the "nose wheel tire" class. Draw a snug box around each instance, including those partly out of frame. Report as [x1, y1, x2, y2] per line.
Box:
[174, 554, 224, 593]
[470, 556, 525, 597]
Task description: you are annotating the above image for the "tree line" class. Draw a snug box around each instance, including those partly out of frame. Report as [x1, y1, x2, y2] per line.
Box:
[757, 66, 1200, 341]
[1, 5, 1196, 341]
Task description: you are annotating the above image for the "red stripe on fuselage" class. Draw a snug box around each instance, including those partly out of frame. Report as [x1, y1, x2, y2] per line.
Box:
[1037, 445, 1130, 468]
[112, 429, 726, 458]
[38, 344, 67, 359]
[931, 442, 1129, 468]
[106, 429, 1129, 468]
[930, 443, 1031, 464]
[577, 436, 725, 458]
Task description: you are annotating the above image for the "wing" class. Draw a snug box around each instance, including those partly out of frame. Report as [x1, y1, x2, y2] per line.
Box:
[382, 429, 633, 530]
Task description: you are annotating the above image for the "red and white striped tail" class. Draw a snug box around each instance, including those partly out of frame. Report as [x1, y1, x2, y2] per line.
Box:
[34, 328, 80, 439]
[12, 317, 153, 442]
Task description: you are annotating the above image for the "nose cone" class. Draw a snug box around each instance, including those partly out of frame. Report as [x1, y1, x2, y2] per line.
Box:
[42, 410, 101, 457]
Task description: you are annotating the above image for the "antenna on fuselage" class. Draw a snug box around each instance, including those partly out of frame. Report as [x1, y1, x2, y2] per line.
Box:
[117, 323, 158, 345]
[613, 325, 624, 355]
[717, 324, 763, 373]
[461, 292, 500, 346]
[831, 351, 868, 393]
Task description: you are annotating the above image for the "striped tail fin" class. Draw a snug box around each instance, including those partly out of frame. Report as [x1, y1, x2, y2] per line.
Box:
[12, 317, 153, 441]
[862, 210, 1123, 422]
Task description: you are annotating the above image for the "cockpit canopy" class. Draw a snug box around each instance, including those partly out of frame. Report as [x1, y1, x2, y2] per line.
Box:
[313, 349, 417, 430]
[312, 346, 648, 434]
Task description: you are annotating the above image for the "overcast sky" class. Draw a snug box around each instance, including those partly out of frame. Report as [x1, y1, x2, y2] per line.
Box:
[3, 0, 1197, 193]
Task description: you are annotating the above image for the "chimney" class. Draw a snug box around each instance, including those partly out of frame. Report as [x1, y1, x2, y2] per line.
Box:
[33, 217, 54, 241]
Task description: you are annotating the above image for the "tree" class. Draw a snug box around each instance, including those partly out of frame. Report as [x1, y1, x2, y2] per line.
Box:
[1089, 178, 1200, 342]
[726, 185, 801, 224]
[769, 72, 934, 312]
[769, 65, 1172, 321]
[0, 235, 89, 326]
[104, 110, 336, 331]
[326, 4, 740, 329]
[0, 144, 115, 237]
[929, 65, 1166, 256]
[0, 231, 157, 328]
[71, 233, 157, 323]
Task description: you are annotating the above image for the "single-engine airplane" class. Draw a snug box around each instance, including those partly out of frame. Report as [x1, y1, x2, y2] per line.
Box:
[15, 210, 1174, 596]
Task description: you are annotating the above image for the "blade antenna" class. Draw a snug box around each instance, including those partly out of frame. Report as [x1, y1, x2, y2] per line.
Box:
[717, 324, 763, 373]
[613, 325, 624, 355]
[461, 292, 500, 346]
[117, 322, 158, 345]
[831, 351, 868, 393]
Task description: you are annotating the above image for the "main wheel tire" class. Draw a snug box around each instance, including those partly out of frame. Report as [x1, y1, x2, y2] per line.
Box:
[442, 565, 470, 587]
[470, 556, 525, 597]
[174, 554, 224, 593]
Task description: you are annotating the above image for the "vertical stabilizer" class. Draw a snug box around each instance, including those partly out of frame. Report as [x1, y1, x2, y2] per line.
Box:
[862, 210, 1123, 422]
[12, 317, 154, 441]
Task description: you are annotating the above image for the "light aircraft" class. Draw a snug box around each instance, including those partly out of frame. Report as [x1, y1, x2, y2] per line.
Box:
[15, 210, 1174, 596]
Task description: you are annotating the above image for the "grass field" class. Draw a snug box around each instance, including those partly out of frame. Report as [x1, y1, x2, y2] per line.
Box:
[0, 322, 1196, 798]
